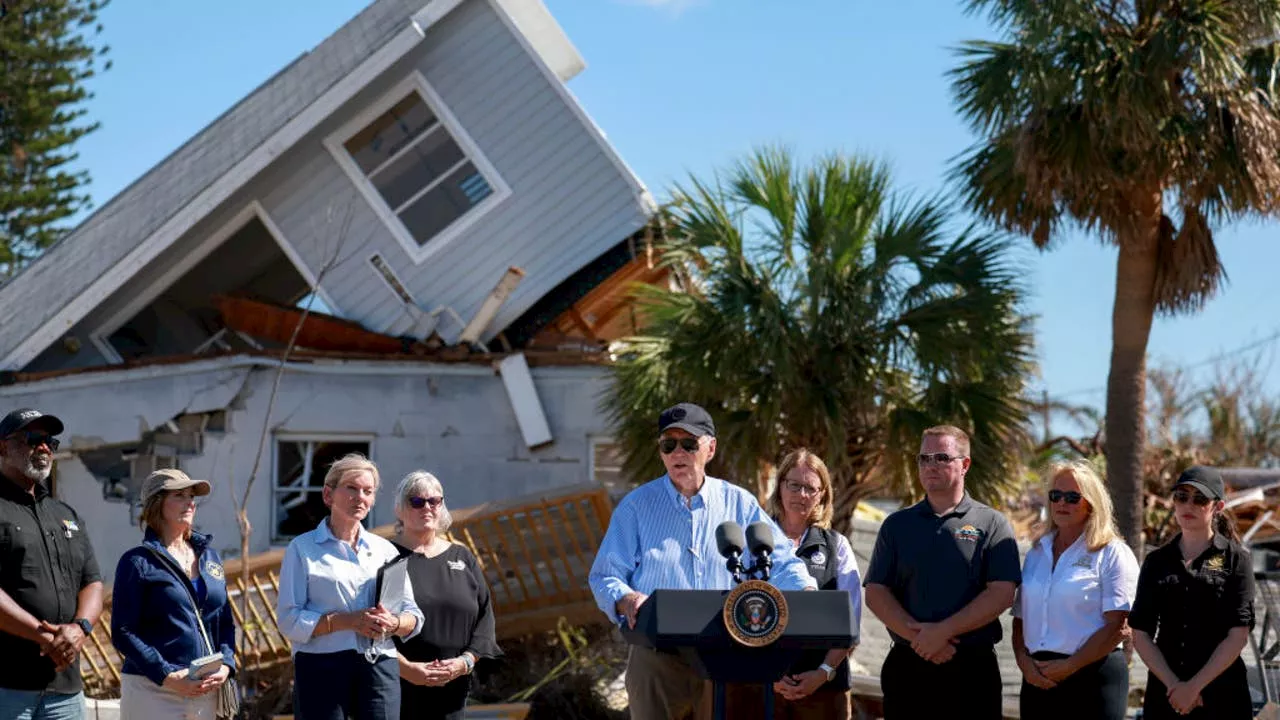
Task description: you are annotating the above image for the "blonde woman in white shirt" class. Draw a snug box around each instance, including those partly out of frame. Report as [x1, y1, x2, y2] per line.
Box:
[1013, 460, 1139, 720]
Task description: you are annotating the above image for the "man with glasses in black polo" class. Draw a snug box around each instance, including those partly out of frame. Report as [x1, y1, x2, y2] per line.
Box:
[0, 409, 103, 720]
[863, 424, 1021, 719]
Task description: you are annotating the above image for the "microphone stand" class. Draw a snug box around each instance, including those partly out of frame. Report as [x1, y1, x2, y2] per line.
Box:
[717, 552, 777, 720]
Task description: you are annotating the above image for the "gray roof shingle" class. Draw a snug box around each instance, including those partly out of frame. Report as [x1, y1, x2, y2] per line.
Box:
[0, 0, 423, 367]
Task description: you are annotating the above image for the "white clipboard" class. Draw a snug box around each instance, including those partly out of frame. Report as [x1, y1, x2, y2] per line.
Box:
[374, 555, 410, 610]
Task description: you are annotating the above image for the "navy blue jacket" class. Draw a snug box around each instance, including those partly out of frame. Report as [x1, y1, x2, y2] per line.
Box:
[111, 530, 237, 685]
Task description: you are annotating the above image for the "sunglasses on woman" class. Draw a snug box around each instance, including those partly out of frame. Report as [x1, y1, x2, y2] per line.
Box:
[1172, 489, 1212, 507]
[659, 437, 700, 454]
[407, 495, 443, 510]
[1047, 489, 1083, 505]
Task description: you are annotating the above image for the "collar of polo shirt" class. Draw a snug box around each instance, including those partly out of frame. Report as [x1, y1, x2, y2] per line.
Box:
[914, 492, 974, 517]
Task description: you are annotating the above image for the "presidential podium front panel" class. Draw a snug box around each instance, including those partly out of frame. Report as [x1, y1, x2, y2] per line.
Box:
[620, 585, 855, 684]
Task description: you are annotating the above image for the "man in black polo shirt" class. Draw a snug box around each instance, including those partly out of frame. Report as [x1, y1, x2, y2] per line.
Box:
[0, 409, 103, 719]
[864, 424, 1021, 719]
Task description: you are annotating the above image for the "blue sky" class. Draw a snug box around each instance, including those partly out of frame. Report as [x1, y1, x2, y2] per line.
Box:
[72, 0, 1280, 426]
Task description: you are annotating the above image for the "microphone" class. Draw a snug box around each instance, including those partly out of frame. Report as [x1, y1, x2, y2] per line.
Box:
[745, 521, 775, 581]
[715, 521, 746, 583]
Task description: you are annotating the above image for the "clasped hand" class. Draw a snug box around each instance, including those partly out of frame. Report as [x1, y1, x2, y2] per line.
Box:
[162, 665, 231, 698]
[37, 620, 86, 671]
[407, 657, 468, 687]
[773, 670, 826, 701]
[906, 621, 958, 664]
[348, 604, 399, 639]
[1166, 680, 1205, 715]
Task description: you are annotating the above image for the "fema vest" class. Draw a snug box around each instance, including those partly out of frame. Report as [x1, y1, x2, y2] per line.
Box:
[791, 526, 853, 690]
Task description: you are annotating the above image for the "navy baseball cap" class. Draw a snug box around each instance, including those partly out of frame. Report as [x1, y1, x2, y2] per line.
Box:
[1174, 465, 1225, 501]
[0, 408, 64, 438]
[658, 403, 715, 437]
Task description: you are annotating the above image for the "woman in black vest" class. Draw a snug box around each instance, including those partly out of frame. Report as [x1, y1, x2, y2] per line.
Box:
[765, 448, 862, 720]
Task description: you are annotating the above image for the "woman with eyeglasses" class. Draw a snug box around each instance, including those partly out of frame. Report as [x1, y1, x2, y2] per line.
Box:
[1129, 466, 1255, 719]
[277, 454, 423, 720]
[1012, 461, 1138, 720]
[391, 471, 501, 720]
[760, 448, 861, 719]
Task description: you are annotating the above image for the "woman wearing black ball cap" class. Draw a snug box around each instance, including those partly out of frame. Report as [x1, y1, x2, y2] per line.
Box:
[1129, 465, 1255, 718]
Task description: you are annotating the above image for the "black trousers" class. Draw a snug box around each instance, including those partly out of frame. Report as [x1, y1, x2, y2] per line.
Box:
[1019, 649, 1128, 720]
[880, 643, 1002, 719]
[294, 650, 400, 720]
[1142, 657, 1253, 720]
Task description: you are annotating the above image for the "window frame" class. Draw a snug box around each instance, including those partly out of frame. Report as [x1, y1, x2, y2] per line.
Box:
[271, 433, 376, 544]
[324, 72, 510, 265]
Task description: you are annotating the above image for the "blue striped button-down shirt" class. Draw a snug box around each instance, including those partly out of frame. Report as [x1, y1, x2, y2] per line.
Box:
[588, 474, 817, 625]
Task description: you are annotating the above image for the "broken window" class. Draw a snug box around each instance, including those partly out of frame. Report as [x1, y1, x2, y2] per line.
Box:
[341, 91, 495, 249]
[273, 438, 372, 542]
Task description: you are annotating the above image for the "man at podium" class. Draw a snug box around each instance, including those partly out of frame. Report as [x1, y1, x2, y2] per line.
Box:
[588, 403, 817, 720]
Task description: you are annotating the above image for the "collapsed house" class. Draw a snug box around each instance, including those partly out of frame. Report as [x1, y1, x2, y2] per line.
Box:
[0, 0, 665, 581]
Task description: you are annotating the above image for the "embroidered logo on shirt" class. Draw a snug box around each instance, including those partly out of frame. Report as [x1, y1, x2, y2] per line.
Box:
[1203, 555, 1226, 573]
[62, 519, 79, 534]
[205, 561, 225, 579]
[954, 524, 984, 542]
[809, 550, 826, 566]
[1072, 554, 1093, 569]
[447, 559, 466, 571]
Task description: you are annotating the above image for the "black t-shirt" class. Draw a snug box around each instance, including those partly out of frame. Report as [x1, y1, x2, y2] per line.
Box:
[0, 476, 102, 693]
[1129, 532, 1254, 717]
[393, 542, 500, 718]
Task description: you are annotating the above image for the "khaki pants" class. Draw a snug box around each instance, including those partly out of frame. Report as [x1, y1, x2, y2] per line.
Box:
[625, 646, 709, 720]
[120, 673, 216, 720]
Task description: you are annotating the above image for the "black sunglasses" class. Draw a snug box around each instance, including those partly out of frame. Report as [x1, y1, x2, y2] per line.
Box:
[659, 437, 700, 454]
[10, 431, 60, 452]
[1048, 489, 1083, 505]
[1172, 489, 1212, 507]
[917, 452, 965, 465]
[407, 496, 443, 510]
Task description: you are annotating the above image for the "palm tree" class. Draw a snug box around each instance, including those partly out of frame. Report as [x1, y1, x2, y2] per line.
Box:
[604, 148, 1035, 531]
[950, 1, 1280, 552]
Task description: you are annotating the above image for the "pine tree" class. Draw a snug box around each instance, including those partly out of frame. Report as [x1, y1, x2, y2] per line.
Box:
[0, 0, 110, 279]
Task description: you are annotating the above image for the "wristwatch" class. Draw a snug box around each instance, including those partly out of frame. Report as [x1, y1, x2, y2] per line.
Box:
[74, 618, 92, 636]
[818, 662, 836, 681]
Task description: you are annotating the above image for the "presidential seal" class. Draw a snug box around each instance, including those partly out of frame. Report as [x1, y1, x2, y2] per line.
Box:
[723, 579, 788, 648]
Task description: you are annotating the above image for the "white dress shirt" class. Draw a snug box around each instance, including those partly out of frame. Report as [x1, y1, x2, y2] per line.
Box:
[1016, 533, 1139, 655]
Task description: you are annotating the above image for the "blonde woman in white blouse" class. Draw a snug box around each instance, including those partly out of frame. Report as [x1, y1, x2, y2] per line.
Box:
[1013, 461, 1139, 720]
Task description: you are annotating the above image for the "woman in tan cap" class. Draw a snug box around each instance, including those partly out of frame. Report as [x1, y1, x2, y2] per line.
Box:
[112, 469, 237, 719]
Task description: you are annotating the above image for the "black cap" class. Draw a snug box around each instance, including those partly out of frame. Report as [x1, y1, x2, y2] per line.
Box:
[658, 402, 715, 437]
[0, 408, 65, 439]
[1174, 465, 1225, 501]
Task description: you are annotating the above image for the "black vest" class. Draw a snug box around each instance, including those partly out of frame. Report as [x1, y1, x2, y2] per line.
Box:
[791, 527, 853, 690]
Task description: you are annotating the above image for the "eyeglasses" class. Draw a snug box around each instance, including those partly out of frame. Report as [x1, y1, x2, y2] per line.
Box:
[1048, 489, 1083, 505]
[917, 452, 965, 466]
[1172, 489, 1212, 507]
[407, 496, 443, 510]
[659, 437, 700, 454]
[783, 481, 821, 498]
[12, 431, 60, 452]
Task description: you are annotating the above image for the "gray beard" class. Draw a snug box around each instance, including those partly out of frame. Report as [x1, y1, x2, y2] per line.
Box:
[20, 460, 51, 484]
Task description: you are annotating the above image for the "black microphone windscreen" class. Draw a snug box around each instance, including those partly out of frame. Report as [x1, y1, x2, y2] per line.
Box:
[715, 521, 746, 558]
[746, 521, 775, 556]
